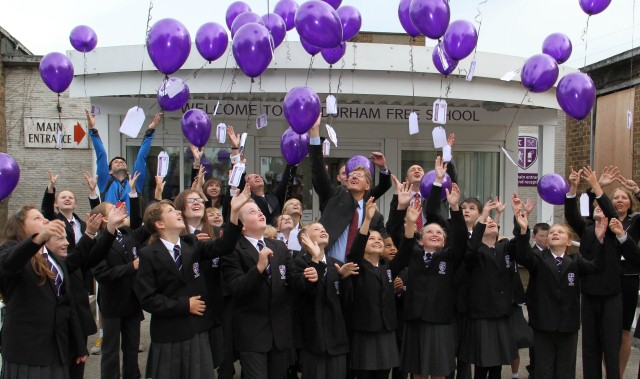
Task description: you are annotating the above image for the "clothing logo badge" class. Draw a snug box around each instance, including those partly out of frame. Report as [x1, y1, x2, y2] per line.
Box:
[193, 262, 200, 278]
[131, 247, 138, 259]
[279, 265, 286, 280]
[505, 255, 511, 269]
[438, 261, 447, 274]
[387, 269, 393, 283]
[334, 280, 340, 294]
[567, 272, 575, 286]
[211, 257, 220, 268]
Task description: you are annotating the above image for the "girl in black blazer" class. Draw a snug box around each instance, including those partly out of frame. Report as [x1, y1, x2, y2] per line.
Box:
[293, 222, 358, 379]
[134, 186, 249, 379]
[514, 193, 607, 379]
[0, 206, 89, 379]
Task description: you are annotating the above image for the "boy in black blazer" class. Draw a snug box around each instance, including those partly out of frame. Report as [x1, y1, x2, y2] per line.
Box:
[221, 200, 297, 379]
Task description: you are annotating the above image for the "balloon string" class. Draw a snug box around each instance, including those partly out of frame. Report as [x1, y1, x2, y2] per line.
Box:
[472, 0, 488, 57]
[188, 61, 208, 82]
[246, 78, 254, 132]
[284, 34, 291, 91]
[137, 0, 154, 109]
[439, 75, 443, 100]
[56, 94, 63, 150]
[410, 38, 415, 109]
[222, 67, 239, 99]
[582, 15, 590, 68]
[83, 52, 88, 98]
[505, 90, 530, 141]
[328, 65, 333, 95]
[305, 56, 315, 86]
[258, 76, 266, 111]
[218, 48, 232, 98]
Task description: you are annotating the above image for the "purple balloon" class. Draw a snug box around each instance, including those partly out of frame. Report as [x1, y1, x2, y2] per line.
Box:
[443, 20, 477, 61]
[345, 155, 374, 178]
[521, 54, 559, 93]
[181, 109, 212, 148]
[196, 23, 229, 62]
[301, 38, 322, 55]
[398, 0, 421, 37]
[432, 43, 458, 76]
[337, 6, 362, 41]
[283, 87, 321, 134]
[537, 173, 569, 205]
[409, 0, 450, 40]
[542, 33, 572, 64]
[274, 0, 299, 31]
[69, 25, 97, 53]
[39, 52, 74, 93]
[295, 1, 343, 49]
[226, 1, 252, 30]
[322, 0, 342, 9]
[232, 23, 274, 78]
[579, 0, 612, 15]
[419, 170, 452, 200]
[556, 72, 596, 120]
[262, 13, 287, 48]
[147, 18, 191, 75]
[321, 41, 346, 65]
[280, 128, 310, 165]
[157, 77, 190, 112]
[0, 152, 20, 201]
[231, 12, 265, 38]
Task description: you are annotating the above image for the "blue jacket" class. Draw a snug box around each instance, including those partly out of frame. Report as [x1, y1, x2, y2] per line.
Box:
[90, 128, 155, 211]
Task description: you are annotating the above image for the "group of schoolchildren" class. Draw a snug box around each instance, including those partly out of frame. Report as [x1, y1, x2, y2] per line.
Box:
[1, 110, 640, 379]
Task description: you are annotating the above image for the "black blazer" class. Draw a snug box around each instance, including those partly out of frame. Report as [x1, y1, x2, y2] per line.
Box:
[516, 232, 605, 333]
[391, 209, 467, 323]
[0, 238, 87, 366]
[41, 188, 87, 252]
[134, 223, 241, 343]
[220, 237, 294, 352]
[237, 164, 297, 226]
[290, 253, 351, 355]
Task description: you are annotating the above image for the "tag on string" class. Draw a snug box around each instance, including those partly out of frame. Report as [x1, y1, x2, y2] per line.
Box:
[325, 124, 338, 146]
[501, 71, 516, 81]
[409, 111, 419, 135]
[119, 107, 146, 138]
[579, 193, 590, 216]
[432, 99, 447, 125]
[213, 101, 220, 117]
[437, 45, 449, 71]
[91, 105, 101, 115]
[442, 145, 453, 162]
[157, 151, 169, 177]
[466, 58, 477, 81]
[217, 123, 227, 144]
[56, 124, 63, 150]
[238, 132, 248, 156]
[326, 95, 338, 115]
[256, 114, 268, 129]
[161, 79, 184, 99]
[432, 126, 448, 148]
[501, 145, 517, 166]
[627, 110, 633, 130]
[229, 163, 245, 187]
[322, 139, 331, 156]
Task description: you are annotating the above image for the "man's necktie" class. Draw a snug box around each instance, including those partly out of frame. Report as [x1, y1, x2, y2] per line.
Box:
[414, 194, 423, 231]
[258, 240, 270, 278]
[346, 204, 360, 255]
[42, 252, 62, 298]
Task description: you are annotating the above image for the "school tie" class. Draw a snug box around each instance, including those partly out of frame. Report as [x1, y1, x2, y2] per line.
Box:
[116, 230, 126, 250]
[414, 194, 423, 231]
[173, 245, 183, 272]
[555, 256, 563, 272]
[346, 204, 360, 256]
[423, 252, 433, 268]
[257, 240, 270, 278]
[42, 252, 62, 298]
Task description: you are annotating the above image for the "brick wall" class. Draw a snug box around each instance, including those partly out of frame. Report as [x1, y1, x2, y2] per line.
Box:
[5, 65, 93, 218]
[554, 111, 567, 224]
[565, 110, 592, 194]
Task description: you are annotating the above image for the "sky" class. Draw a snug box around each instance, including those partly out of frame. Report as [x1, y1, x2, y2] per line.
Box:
[1, 0, 639, 68]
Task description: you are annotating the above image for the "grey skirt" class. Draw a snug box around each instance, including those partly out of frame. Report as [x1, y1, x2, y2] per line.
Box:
[147, 331, 214, 379]
[350, 330, 399, 370]
[1, 361, 68, 379]
[400, 321, 456, 376]
[459, 317, 516, 367]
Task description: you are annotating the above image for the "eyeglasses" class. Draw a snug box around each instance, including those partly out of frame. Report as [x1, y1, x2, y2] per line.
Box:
[348, 172, 365, 179]
[186, 198, 206, 204]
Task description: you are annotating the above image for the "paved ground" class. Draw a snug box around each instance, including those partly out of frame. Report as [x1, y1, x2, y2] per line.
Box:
[83, 310, 640, 378]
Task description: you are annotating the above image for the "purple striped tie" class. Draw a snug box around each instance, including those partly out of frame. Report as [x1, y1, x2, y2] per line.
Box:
[173, 245, 183, 272]
[42, 252, 62, 297]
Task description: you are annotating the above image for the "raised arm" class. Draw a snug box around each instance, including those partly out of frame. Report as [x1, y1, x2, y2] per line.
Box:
[578, 217, 607, 276]
[582, 166, 617, 219]
[0, 221, 66, 275]
[366, 152, 392, 201]
[132, 113, 161, 193]
[389, 201, 421, 274]
[425, 156, 448, 229]
[275, 164, 297, 209]
[41, 171, 59, 221]
[308, 115, 336, 209]
[349, 198, 376, 263]
[86, 110, 110, 193]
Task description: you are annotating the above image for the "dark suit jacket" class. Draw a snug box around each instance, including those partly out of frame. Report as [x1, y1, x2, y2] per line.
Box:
[237, 165, 297, 226]
[134, 223, 241, 343]
[516, 232, 605, 333]
[41, 188, 87, 251]
[0, 238, 87, 366]
[220, 237, 294, 352]
[290, 253, 351, 355]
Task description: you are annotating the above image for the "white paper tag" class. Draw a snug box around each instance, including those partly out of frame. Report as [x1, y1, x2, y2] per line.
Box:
[437, 45, 449, 71]
[229, 163, 245, 187]
[501, 146, 518, 166]
[409, 111, 419, 135]
[56, 124, 63, 150]
[213, 101, 220, 117]
[579, 193, 590, 217]
[91, 105, 101, 115]
[217, 123, 227, 144]
[432, 126, 448, 148]
[256, 114, 268, 129]
[238, 132, 248, 157]
[442, 145, 452, 162]
[119, 107, 146, 138]
[432, 99, 448, 125]
[162, 79, 184, 99]
[501, 71, 516, 82]
[326, 95, 338, 115]
[230, 153, 240, 165]
[157, 151, 169, 177]
[325, 124, 338, 147]
[466, 58, 477, 81]
[322, 139, 331, 156]
[627, 110, 633, 129]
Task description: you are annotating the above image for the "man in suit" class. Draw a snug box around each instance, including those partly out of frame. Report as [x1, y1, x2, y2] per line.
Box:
[221, 201, 295, 379]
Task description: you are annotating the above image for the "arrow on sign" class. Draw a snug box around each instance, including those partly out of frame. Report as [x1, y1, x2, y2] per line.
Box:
[74, 122, 86, 145]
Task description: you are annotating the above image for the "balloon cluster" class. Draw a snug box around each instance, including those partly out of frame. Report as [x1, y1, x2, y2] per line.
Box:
[280, 86, 321, 164]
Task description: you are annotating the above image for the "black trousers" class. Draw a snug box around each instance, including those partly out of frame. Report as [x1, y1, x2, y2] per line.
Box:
[218, 297, 236, 379]
[239, 349, 290, 379]
[101, 313, 141, 379]
[581, 293, 622, 379]
[534, 329, 578, 379]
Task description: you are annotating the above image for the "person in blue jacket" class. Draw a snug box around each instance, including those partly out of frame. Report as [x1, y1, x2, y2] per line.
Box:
[86, 109, 162, 211]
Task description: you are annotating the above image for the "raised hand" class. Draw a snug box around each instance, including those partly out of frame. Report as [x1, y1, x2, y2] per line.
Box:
[190, 145, 204, 164]
[300, 233, 323, 262]
[227, 125, 241, 148]
[482, 197, 498, 217]
[34, 220, 66, 245]
[47, 170, 59, 193]
[189, 295, 206, 316]
[85, 109, 95, 129]
[447, 133, 455, 147]
[364, 197, 377, 221]
[304, 267, 319, 283]
[229, 184, 251, 225]
[609, 218, 626, 238]
[83, 172, 98, 195]
[568, 166, 582, 195]
[598, 166, 619, 187]
[128, 172, 140, 195]
[107, 202, 128, 234]
[85, 213, 102, 236]
[191, 165, 206, 191]
[149, 112, 163, 129]
[616, 175, 640, 195]
[370, 152, 387, 170]
[393, 175, 412, 210]
[511, 192, 523, 215]
[524, 198, 536, 215]
[595, 216, 608, 244]
[154, 176, 166, 200]
[309, 113, 322, 138]
[514, 205, 529, 233]
[196, 233, 211, 241]
[494, 196, 506, 215]
[582, 166, 603, 196]
[446, 183, 461, 210]
[405, 200, 422, 225]
[335, 262, 359, 279]
[434, 156, 447, 183]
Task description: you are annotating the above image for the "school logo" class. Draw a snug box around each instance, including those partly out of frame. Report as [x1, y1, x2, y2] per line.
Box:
[279, 265, 287, 280]
[518, 136, 538, 170]
[334, 281, 340, 295]
[438, 261, 447, 274]
[387, 269, 393, 283]
[131, 247, 138, 259]
[505, 255, 511, 269]
[567, 272, 575, 286]
[193, 262, 200, 278]
[211, 257, 220, 268]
